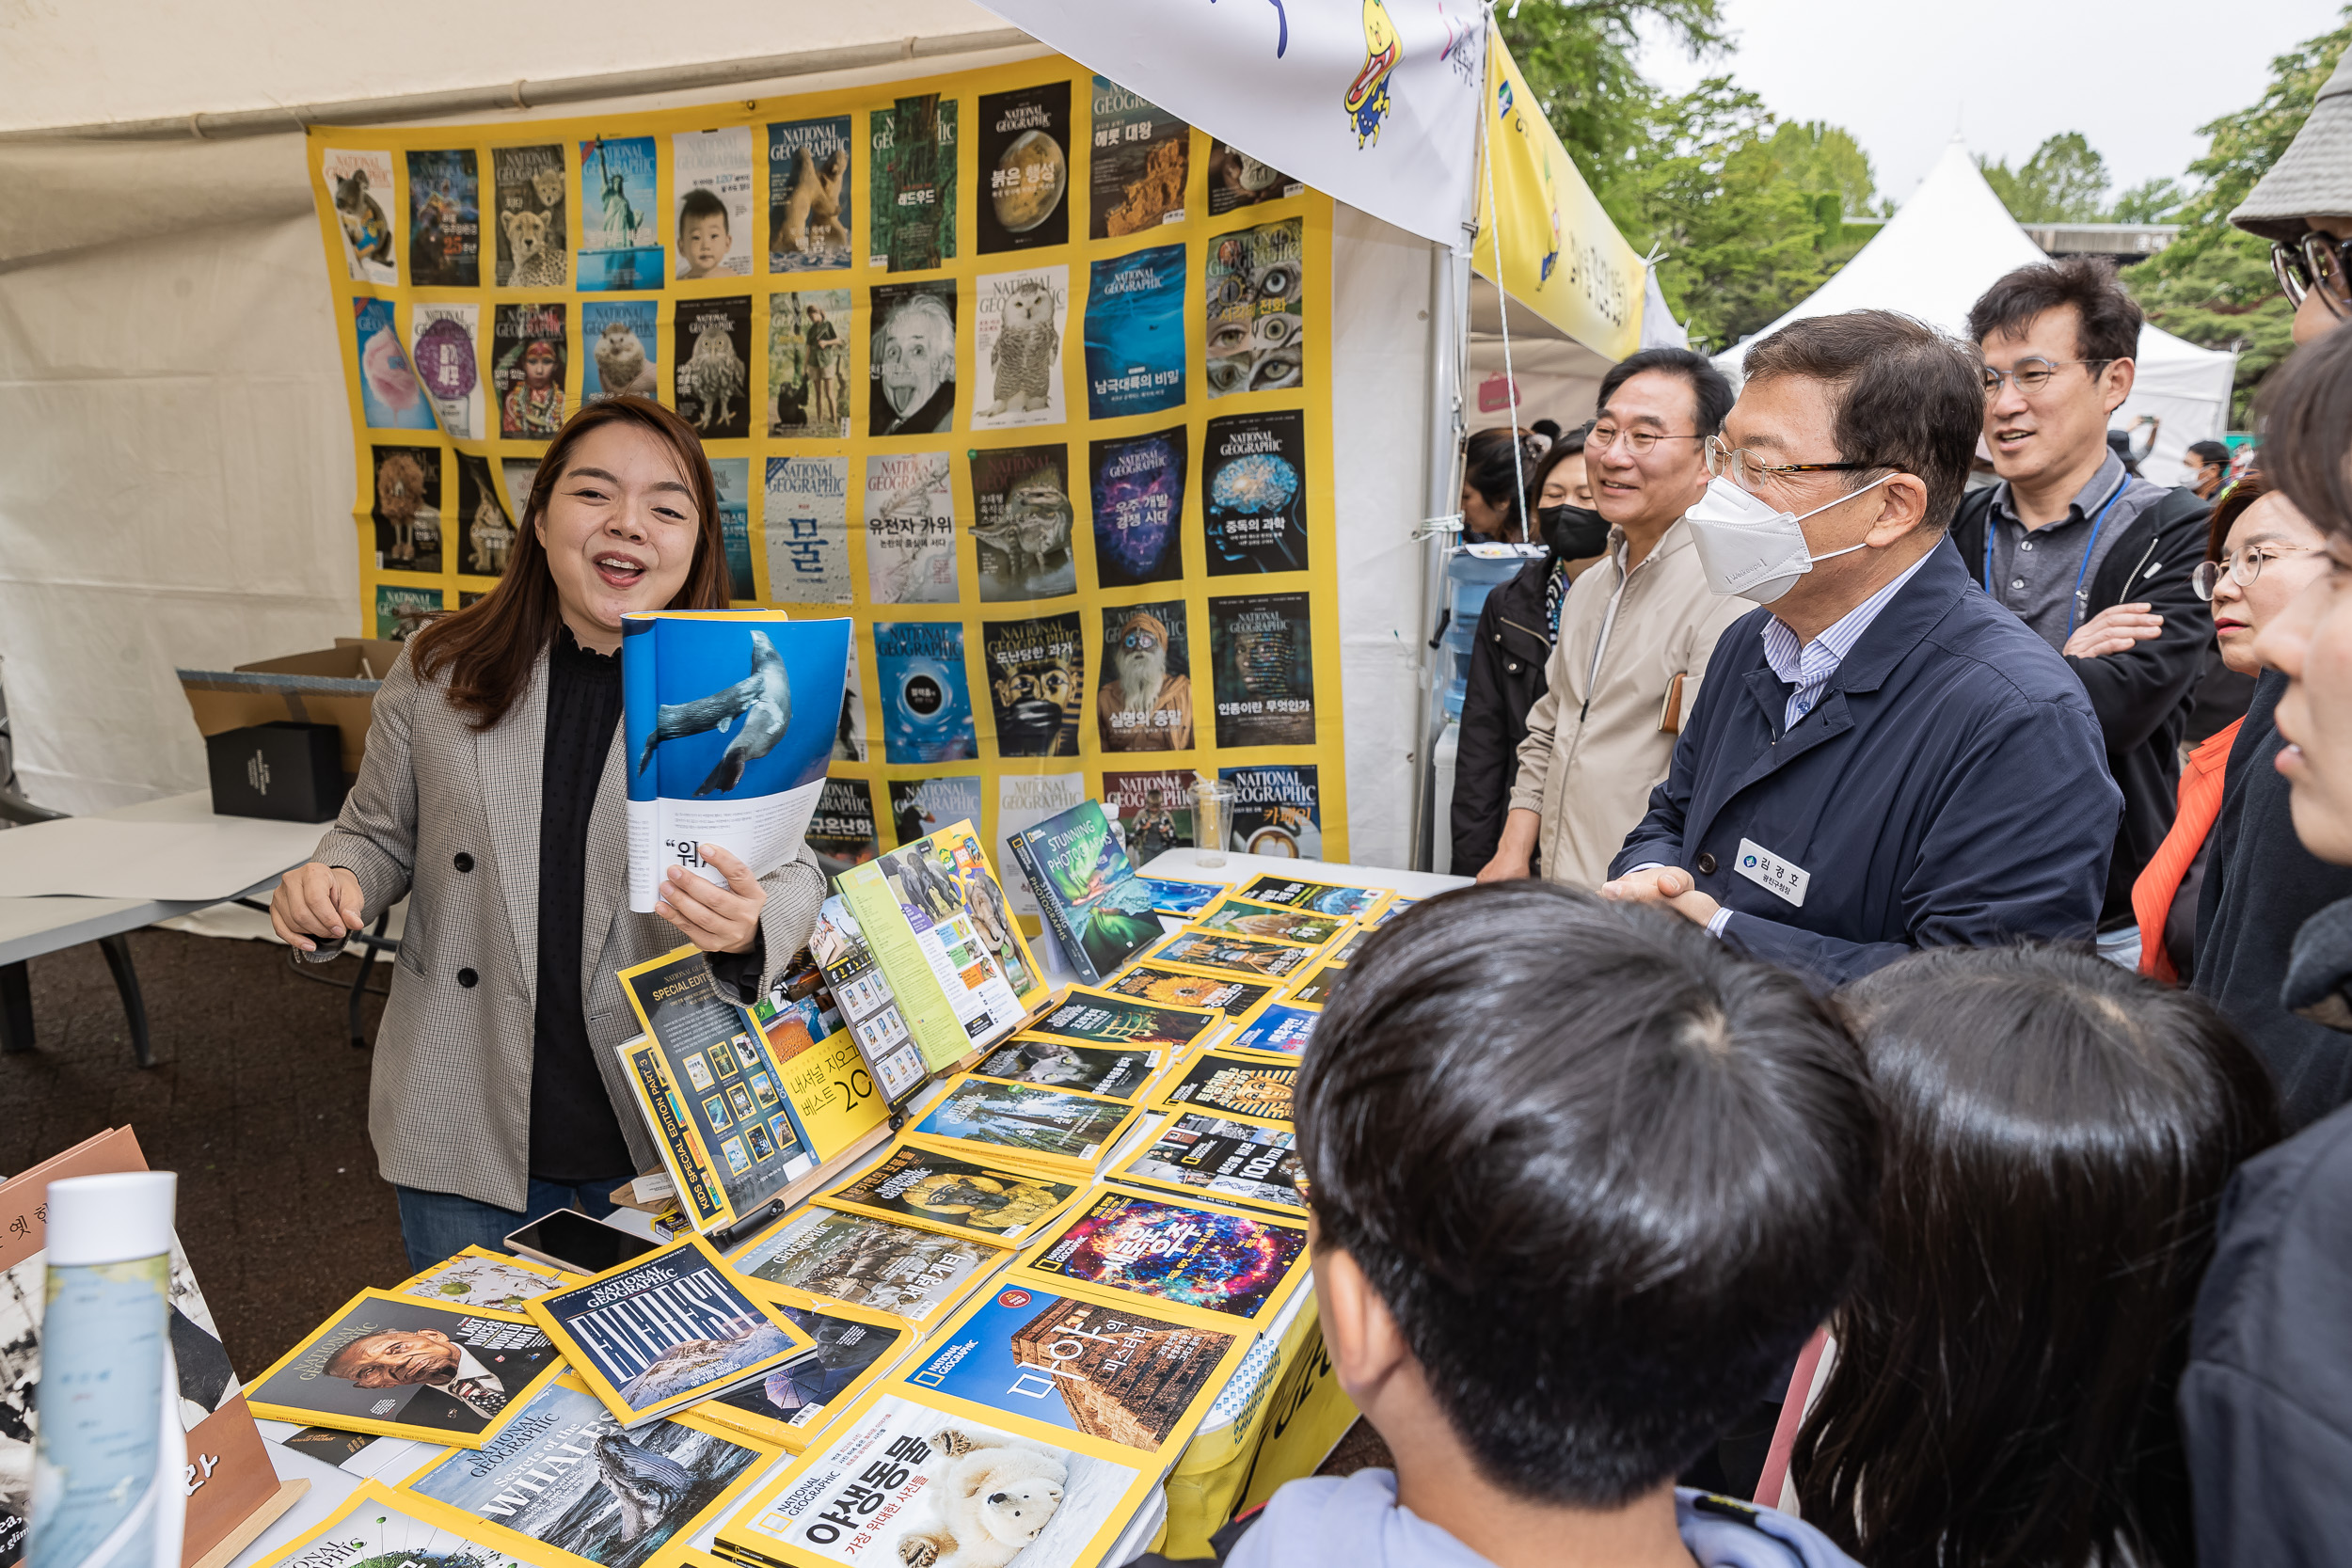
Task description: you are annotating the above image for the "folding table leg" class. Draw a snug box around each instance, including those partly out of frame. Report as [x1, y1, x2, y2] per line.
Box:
[97, 933, 153, 1069]
[0, 961, 31, 1053]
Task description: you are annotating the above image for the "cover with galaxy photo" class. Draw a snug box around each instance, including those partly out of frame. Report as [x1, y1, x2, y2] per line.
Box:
[1083, 243, 1186, 419]
[1015, 1188, 1311, 1328]
[763, 455, 852, 603]
[492, 302, 567, 440]
[454, 453, 516, 578]
[245, 1291, 562, 1446]
[1208, 593, 1316, 747]
[767, 116, 854, 273]
[673, 296, 754, 439]
[1219, 763, 1325, 859]
[581, 299, 659, 401]
[865, 451, 960, 603]
[1089, 77, 1190, 240]
[370, 444, 443, 573]
[981, 612, 1083, 758]
[970, 443, 1076, 601]
[1152, 1053, 1295, 1123]
[579, 135, 662, 290]
[867, 94, 958, 273]
[977, 82, 1071, 253]
[405, 148, 480, 286]
[1089, 427, 1187, 589]
[1204, 217, 1304, 400]
[1114, 1114, 1308, 1214]
[492, 142, 567, 289]
[354, 299, 437, 431]
[1203, 410, 1310, 573]
[873, 621, 977, 764]
[1206, 138, 1304, 214]
[819, 1142, 1080, 1245]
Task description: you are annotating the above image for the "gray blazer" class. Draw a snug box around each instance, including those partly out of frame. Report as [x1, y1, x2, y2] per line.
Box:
[311, 641, 826, 1212]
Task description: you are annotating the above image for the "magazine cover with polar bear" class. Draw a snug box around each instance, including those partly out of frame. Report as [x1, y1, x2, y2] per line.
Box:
[624, 610, 850, 915]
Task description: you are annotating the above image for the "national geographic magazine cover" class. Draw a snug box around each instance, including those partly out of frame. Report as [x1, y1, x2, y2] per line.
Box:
[974, 1037, 1156, 1101]
[813, 1142, 1080, 1246]
[1113, 1114, 1308, 1215]
[1082, 243, 1185, 421]
[1226, 1002, 1321, 1058]
[1203, 409, 1311, 574]
[1096, 963, 1281, 1024]
[1232, 874, 1394, 921]
[834, 820, 1046, 1071]
[1203, 217, 1304, 400]
[768, 116, 854, 273]
[1088, 426, 1187, 589]
[727, 1206, 998, 1324]
[806, 778, 882, 882]
[1221, 763, 1325, 859]
[1023, 988, 1223, 1054]
[902, 1280, 1248, 1456]
[579, 135, 662, 290]
[872, 621, 977, 764]
[245, 1483, 531, 1568]
[246, 1291, 563, 1447]
[1003, 799, 1160, 986]
[979, 611, 1083, 758]
[867, 93, 958, 273]
[323, 147, 399, 282]
[622, 610, 850, 917]
[1100, 772, 1195, 859]
[696, 1287, 912, 1453]
[712, 1386, 1156, 1568]
[1208, 592, 1316, 749]
[524, 1236, 813, 1428]
[1088, 78, 1189, 240]
[406, 148, 482, 287]
[976, 82, 1071, 254]
[1282, 957, 1344, 1007]
[862, 451, 958, 599]
[1186, 894, 1349, 949]
[397, 1246, 575, 1315]
[969, 443, 1077, 603]
[993, 773, 1086, 922]
[1139, 930, 1319, 983]
[1008, 1187, 1311, 1333]
[903, 1075, 1140, 1185]
[394, 1373, 774, 1568]
[806, 896, 930, 1108]
[1150, 1053, 1295, 1124]
[672, 126, 756, 280]
[493, 142, 569, 289]
[972, 266, 1069, 430]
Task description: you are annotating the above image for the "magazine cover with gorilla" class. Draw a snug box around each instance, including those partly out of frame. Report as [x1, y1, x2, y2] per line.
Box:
[624, 610, 850, 915]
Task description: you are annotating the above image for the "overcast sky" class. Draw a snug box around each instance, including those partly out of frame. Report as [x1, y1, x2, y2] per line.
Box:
[1635, 0, 2344, 208]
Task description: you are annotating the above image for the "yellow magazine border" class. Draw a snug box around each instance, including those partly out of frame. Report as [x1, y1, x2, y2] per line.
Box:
[998, 1182, 1313, 1335]
[1018, 983, 1225, 1053]
[1142, 1052, 1296, 1128]
[687, 1287, 918, 1453]
[1109, 1111, 1310, 1218]
[244, 1481, 548, 1568]
[394, 1243, 580, 1301]
[1183, 892, 1353, 950]
[1230, 875, 1396, 925]
[723, 1203, 1012, 1328]
[899, 1071, 1145, 1184]
[1092, 959, 1290, 1036]
[809, 1137, 1086, 1249]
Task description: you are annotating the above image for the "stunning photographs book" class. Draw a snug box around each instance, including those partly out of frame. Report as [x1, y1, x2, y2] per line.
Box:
[816, 1142, 1081, 1246]
[1187, 895, 1349, 948]
[697, 1289, 910, 1452]
[834, 820, 1045, 1071]
[1151, 1053, 1296, 1124]
[397, 1245, 575, 1315]
[903, 1282, 1246, 1455]
[728, 1206, 997, 1324]
[1141, 930, 1319, 982]
[525, 1236, 813, 1428]
[1232, 874, 1393, 921]
[1024, 987, 1222, 1053]
[245, 1290, 562, 1447]
[396, 1373, 771, 1568]
[1005, 799, 1161, 985]
[1113, 1114, 1308, 1215]
[974, 1037, 1157, 1101]
[1009, 1188, 1311, 1331]
[904, 1075, 1139, 1184]
[622, 610, 850, 916]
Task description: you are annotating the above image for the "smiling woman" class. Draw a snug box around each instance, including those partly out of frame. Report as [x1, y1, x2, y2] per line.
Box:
[264, 396, 828, 1269]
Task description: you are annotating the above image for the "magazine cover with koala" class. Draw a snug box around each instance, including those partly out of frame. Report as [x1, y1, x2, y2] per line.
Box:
[731, 1389, 1147, 1568]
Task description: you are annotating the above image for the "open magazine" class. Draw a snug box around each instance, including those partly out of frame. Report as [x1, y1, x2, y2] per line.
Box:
[624, 610, 849, 914]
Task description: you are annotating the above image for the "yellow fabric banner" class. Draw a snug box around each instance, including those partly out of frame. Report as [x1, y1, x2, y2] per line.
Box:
[1471, 26, 1645, 363]
[304, 55, 1346, 891]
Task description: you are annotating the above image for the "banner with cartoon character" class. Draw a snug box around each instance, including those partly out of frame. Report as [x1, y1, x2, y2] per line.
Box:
[307, 51, 1349, 885]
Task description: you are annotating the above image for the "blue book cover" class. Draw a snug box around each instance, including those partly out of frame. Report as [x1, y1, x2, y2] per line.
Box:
[354, 299, 438, 430]
[1083, 243, 1185, 419]
[873, 621, 977, 764]
[1009, 800, 1161, 984]
[622, 610, 849, 914]
[579, 135, 663, 290]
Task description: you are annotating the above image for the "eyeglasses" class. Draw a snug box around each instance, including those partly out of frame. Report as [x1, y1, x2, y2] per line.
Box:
[1587, 422, 1703, 456]
[1705, 436, 1878, 491]
[2194, 544, 2321, 601]
[1979, 357, 2104, 396]
[2271, 231, 2352, 316]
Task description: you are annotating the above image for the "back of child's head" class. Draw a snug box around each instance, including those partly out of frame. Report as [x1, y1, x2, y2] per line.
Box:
[1295, 881, 1879, 1508]
[1795, 945, 2280, 1568]
[679, 186, 729, 232]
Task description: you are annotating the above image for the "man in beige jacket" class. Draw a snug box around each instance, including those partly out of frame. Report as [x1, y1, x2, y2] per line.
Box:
[1479, 348, 1750, 886]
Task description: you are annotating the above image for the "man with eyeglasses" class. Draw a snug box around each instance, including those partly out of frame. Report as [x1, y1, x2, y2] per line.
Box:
[1949, 258, 2217, 963]
[1597, 310, 2118, 983]
[1475, 348, 1751, 887]
[2233, 50, 2352, 346]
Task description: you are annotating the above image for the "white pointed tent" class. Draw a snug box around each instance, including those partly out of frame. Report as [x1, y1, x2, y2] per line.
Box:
[1713, 140, 2235, 473]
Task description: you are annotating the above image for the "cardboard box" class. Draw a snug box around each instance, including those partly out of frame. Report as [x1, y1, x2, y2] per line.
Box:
[204, 721, 348, 822]
[176, 638, 403, 780]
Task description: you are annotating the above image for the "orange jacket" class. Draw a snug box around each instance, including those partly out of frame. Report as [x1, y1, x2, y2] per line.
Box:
[2135, 718, 2244, 982]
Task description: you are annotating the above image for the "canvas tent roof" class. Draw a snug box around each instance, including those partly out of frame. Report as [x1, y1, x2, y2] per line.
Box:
[1711, 139, 2235, 472]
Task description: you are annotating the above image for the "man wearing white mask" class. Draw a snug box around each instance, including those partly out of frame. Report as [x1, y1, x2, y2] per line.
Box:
[1600, 310, 2120, 983]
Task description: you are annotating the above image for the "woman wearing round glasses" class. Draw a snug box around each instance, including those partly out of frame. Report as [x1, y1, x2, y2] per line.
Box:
[2231, 51, 2352, 346]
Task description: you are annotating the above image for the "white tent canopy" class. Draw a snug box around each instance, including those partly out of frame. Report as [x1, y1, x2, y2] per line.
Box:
[1712, 139, 2235, 473]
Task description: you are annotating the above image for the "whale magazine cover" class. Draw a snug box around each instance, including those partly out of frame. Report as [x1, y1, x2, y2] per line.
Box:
[1113, 1115, 1308, 1215]
[244, 1289, 563, 1447]
[814, 1141, 1081, 1246]
[971, 266, 1070, 431]
[726, 1206, 998, 1324]
[902, 1075, 1138, 1186]
[1009, 1187, 1312, 1331]
[975, 1037, 1156, 1101]
[768, 115, 853, 273]
[1005, 799, 1162, 985]
[712, 1386, 1152, 1568]
[698, 1289, 911, 1452]
[1082, 243, 1185, 420]
[1150, 1053, 1295, 1124]
[525, 1236, 813, 1429]
[622, 609, 849, 917]
[902, 1282, 1246, 1455]
[396, 1374, 771, 1568]
[1203, 410, 1310, 574]
[1089, 77, 1189, 240]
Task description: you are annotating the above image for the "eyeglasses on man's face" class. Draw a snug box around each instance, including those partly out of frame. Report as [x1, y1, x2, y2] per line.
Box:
[1979, 357, 2104, 397]
[1586, 421, 1703, 457]
[1704, 435, 1877, 493]
[2194, 543, 2322, 601]
[2270, 230, 2352, 315]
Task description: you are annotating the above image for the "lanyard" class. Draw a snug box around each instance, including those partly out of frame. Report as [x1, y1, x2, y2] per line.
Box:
[1981, 473, 2131, 635]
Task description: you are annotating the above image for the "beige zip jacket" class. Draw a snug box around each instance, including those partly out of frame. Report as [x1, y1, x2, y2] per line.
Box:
[1506, 518, 1752, 886]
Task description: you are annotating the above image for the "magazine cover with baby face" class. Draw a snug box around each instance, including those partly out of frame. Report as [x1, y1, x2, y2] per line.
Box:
[245, 1291, 563, 1447]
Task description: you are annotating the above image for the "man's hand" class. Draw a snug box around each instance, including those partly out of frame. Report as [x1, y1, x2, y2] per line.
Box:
[1476, 810, 1540, 883]
[271, 863, 364, 952]
[2064, 601, 2162, 659]
[656, 844, 769, 954]
[1597, 865, 1721, 930]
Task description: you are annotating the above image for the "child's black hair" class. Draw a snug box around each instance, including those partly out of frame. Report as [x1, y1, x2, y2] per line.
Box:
[1295, 881, 1880, 1507]
[677, 186, 730, 233]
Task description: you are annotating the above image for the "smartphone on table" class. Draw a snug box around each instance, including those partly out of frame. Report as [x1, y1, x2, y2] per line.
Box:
[503, 1209, 661, 1275]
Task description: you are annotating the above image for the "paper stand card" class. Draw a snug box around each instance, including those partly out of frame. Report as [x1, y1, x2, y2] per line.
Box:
[245, 1290, 563, 1449]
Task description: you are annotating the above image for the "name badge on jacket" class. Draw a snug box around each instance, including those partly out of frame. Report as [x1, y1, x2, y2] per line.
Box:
[1735, 838, 1809, 907]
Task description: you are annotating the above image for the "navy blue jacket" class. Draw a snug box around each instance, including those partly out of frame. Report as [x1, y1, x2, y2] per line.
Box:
[1611, 546, 2121, 984]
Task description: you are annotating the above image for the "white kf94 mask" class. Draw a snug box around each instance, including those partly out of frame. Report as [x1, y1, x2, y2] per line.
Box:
[1684, 472, 1893, 604]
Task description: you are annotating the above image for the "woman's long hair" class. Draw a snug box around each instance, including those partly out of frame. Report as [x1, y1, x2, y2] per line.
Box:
[1793, 947, 2280, 1568]
[409, 397, 729, 728]
[1462, 425, 1548, 541]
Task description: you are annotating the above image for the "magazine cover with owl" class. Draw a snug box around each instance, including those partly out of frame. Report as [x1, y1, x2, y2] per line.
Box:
[621, 610, 851, 915]
[971, 265, 1068, 430]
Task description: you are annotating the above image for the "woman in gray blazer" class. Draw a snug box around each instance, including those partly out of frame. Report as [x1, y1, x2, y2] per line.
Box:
[271, 398, 825, 1269]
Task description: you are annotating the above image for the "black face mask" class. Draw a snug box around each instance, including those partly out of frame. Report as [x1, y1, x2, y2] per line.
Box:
[1537, 502, 1610, 561]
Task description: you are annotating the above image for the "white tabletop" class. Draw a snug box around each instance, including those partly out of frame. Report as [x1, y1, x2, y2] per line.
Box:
[1135, 847, 1470, 902]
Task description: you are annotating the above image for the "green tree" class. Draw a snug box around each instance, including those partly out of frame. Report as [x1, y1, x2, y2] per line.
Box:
[1495, 0, 1729, 187]
[2111, 177, 2185, 223]
[2127, 8, 2352, 420]
[1979, 132, 2112, 222]
[1766, 120, 1879, 222]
